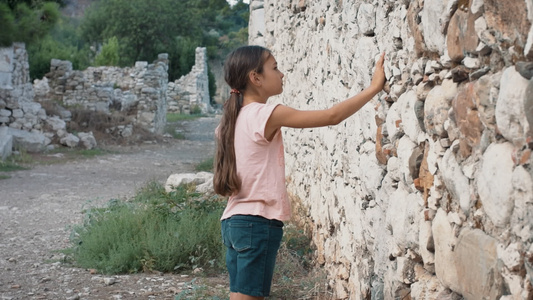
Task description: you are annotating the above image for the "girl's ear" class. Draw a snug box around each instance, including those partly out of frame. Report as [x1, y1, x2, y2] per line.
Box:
[248, 71, 262, 87]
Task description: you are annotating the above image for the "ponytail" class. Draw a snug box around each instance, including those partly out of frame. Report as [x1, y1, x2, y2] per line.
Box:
[213, 45, 271, 196]
[213, 92, 243, 196]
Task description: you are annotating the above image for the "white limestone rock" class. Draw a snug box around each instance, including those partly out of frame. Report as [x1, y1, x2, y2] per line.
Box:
[432, 209, 457, 292]
[420, 0, 448, 53]
[78, 132, 97, 150]
[450, 228, 502, 299]
[165, 172, 213, 194]
[439, 147, 471, 214]
[496, 67, 531, 146]
[60, 133, 79, 148]
[386, 184, 421, 249]
[45, 116, 66, 132]
[511, 166, 533, 239]
[7, 127, 47, 152]
[477, 142, 515, 227]
[0, 126, 13, 160]
[357, 3, 376, 36]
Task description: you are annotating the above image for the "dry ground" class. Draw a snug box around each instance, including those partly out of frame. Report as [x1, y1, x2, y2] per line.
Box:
[0, 116, 226, 300]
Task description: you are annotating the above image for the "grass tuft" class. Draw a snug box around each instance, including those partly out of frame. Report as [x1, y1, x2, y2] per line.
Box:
[166, 113, 206, 123]
[195, 157, 214, 172]
[65, 182, 226, 275]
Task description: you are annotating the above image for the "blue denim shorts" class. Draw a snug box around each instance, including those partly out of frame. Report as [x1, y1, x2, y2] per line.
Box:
[221, 215, 284, 297]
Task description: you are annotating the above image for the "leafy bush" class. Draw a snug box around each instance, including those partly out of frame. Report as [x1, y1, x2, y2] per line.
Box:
[66, 182, 226, 274]
[94, 36, 119, 66]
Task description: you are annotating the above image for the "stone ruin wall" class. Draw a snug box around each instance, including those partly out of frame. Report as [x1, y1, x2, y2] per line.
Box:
[169, 47, 212, 114]
[250, 0, 533, 299]
[0, 45, 211, 156]
[39, 47, 212, 133]
[40, 53, 170, 135]
[0, 43, 92, 155]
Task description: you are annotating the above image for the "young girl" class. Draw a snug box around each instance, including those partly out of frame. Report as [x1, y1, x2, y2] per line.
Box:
[214, 45, 385, 300]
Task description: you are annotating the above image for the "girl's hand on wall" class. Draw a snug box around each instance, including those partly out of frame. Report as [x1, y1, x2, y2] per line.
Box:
[370, 52, 386, 93]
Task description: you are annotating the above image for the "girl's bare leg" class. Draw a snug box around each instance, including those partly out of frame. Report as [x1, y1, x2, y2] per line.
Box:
[230, 292, 265, 300]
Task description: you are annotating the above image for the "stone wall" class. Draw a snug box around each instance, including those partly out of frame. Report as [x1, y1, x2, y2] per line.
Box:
[0, 43, 96, 154]
[40, 54, 170, 134]
[0, 44, 211, 157]
[36, 47, 211, 133]
[168, 47, 212, 114]
[250, 0, 533, 299]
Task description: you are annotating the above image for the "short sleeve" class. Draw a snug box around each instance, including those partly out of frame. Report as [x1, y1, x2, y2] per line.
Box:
[247, 103, 280, 143]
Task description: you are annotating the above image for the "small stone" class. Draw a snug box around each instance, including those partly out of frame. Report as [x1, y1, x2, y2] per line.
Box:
[470, 67, 491, 80]
[451, 66, 469, 83]
[103, 277, 116, 285]
[515, 61, 533, 80]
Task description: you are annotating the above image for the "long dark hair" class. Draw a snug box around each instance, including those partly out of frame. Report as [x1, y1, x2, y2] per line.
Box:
[213, 45, 271, 196]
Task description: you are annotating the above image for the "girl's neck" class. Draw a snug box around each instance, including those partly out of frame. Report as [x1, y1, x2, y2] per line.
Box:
[242, 91, 268, 106]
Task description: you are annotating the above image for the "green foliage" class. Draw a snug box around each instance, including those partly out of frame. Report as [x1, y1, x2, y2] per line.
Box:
[27, 15, 91, 80]
[0, 1, 60, 46]
[190, 105, 203, 115]
[0, 0, 65, 10]
[94, 36, 119, 66]
[208, 67, 217, 105]
[166, 113, 205, 122]
[170, 36, 198, 80]
[79, 0, 249, 80]
[0, 4, 16, 46]
[66, 182, 226, 274]
[195, 157, 214, 172]
[0, 160, 28, 172]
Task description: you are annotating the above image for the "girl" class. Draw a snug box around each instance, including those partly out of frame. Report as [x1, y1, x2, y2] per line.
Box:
[214, 45, 385, 300]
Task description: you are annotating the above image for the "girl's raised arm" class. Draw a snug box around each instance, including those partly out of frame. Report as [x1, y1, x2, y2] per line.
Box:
[265, 53, 386, 137]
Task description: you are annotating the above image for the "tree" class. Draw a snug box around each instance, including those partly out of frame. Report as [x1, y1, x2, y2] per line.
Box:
[81, 0, 198, 68]
[95, 36, 119, 66]
[0, 1, 61, 46]
[79, 0, 249, 81]
[27, 14, 91, 80]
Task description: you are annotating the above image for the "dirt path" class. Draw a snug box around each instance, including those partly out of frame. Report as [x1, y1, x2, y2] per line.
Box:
[0, 116, 226, 300]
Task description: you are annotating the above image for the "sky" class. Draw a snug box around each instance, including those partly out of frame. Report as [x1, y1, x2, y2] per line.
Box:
[227, 0, 250, 5]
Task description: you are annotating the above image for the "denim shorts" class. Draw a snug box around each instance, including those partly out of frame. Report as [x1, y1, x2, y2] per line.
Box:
[221, 215, 284, 297]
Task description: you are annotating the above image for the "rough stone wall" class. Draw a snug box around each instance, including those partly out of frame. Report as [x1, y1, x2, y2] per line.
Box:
[40, 47, 211, 133]
[250, 0, 533, 299]
[0, 43, 97, 153]
[167, 48, 212, 114]
[41, 54, 170, 134]
[0, 43, 39, 129]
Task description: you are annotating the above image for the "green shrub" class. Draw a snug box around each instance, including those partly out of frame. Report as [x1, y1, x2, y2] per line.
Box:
[0, 160, 28, 172]
[195, 157, 214, 172]
[95, 36, 119, 66]
[66, 182, 226, 274]
[190, 105, 203, 115]
[166, 113, 203, 122]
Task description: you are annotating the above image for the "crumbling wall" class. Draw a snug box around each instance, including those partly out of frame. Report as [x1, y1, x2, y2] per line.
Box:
[41, 54, 170, 134]
[0, 43, 96, 154]
[249, 0, 533, 299]
[36, 47, 211, 133]
[0, 44, 212, 156]
[168, 47, 212, 114]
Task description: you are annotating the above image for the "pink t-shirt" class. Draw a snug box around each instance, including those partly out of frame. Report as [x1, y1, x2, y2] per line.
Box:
[220, 102, 291, 221]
